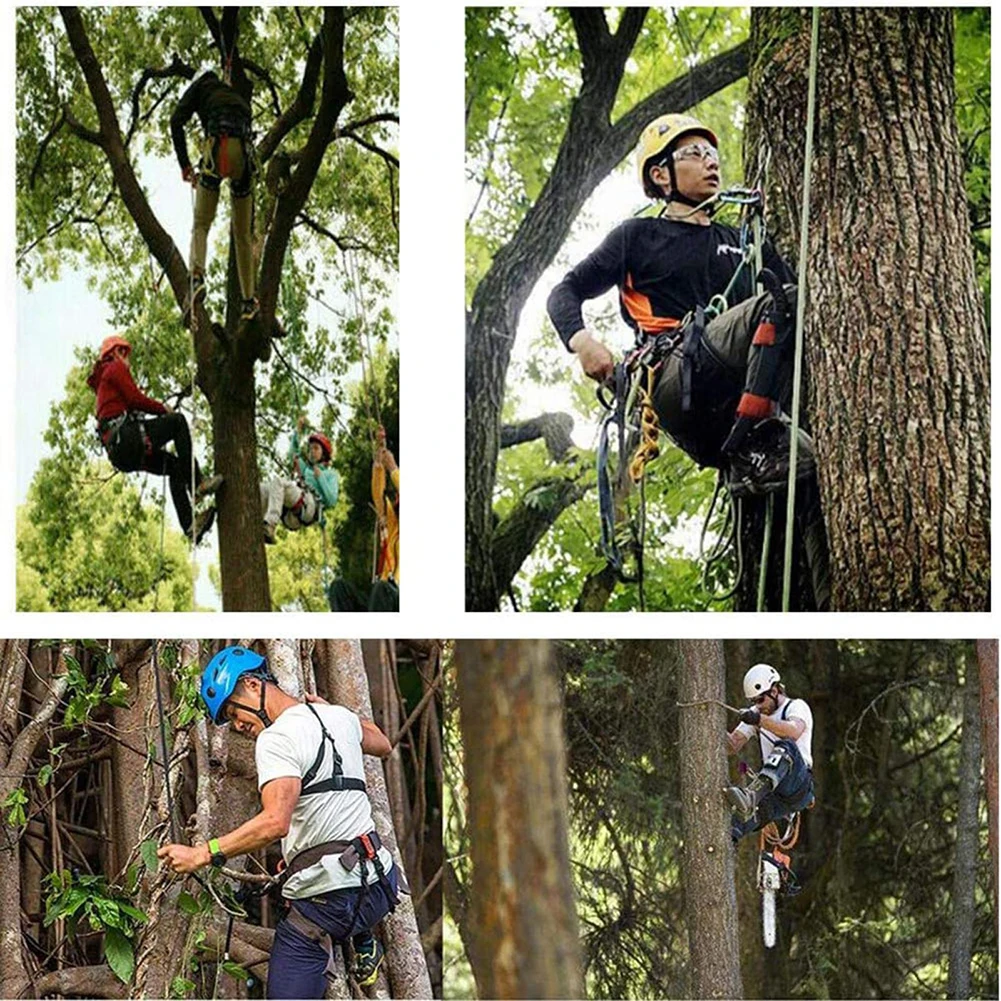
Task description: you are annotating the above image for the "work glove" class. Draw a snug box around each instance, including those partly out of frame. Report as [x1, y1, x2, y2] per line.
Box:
[739, 707, 761, 727]
[182, 165, 196, 185]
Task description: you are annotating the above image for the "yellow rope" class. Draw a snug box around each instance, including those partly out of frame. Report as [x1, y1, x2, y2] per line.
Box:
[628, 367, 661, 483]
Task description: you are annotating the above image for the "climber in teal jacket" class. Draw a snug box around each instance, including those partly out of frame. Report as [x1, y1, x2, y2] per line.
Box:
[260, 417, 340, 544]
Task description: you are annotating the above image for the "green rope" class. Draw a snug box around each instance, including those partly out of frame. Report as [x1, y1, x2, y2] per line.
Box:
[781, 7, 821, 612]
[757, 493, 774, 612]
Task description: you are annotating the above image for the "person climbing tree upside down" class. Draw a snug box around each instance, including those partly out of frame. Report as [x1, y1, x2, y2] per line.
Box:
[725, 664, 815, 842]
[171, 67, 259, 322]
[87, 335, 221, 543]
[547, 113, 815, 494]
[260, 416, 340, 544]
[158, 646, 400, 998]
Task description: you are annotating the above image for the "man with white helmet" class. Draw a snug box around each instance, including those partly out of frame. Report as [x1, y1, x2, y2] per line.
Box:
[547, 112, 816, 497]
[725, 663, 815, 841]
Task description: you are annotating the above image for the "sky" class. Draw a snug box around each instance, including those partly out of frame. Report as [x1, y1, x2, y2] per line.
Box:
[17, 151, 397, 610]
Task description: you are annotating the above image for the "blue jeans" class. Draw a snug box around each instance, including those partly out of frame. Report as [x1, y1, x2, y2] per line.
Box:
[266, 865, 398, 999]
[732, 738, 815, 842]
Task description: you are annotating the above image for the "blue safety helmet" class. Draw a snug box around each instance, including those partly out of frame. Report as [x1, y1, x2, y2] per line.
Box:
[201, 645, 269, 724]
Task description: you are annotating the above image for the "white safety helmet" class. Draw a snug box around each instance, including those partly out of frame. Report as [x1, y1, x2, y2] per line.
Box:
[743, 663, 781, 700]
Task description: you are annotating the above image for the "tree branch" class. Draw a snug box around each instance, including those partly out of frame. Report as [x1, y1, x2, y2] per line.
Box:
[256, 31, 324, 164]
[491, 477, 591, 595]
[296, 211, 377, 255]
[500, 412, 575, 462]
[259, 9, 353, 330]
[6, 644, 70, 782]
[339, 130, 399, 169]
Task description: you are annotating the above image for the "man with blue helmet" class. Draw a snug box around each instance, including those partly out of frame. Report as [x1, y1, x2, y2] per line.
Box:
[158, 645, 397, 996]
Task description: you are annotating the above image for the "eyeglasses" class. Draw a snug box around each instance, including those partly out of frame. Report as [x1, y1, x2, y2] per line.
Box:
[672, 141, 719, 163]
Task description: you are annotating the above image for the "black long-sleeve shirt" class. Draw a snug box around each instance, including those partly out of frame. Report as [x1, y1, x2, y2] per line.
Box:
[170, 71, 252, 171]
[547, 216, 795, 348]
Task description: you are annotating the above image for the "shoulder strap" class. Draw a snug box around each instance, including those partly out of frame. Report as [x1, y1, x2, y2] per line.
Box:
[299, 702, 366, 797]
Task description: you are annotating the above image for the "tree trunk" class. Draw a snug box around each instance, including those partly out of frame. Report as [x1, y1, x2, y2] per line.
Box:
[947, 660, 982, 1000]
[976, 639, 998, 907]
[746, 9, 989, 610]
[455, 640, 584, 999]
[677, 639, 743, 999]
[466, 12, 751, 609]
[58, 8, 357, 611]
[317, 640, 434, 1000]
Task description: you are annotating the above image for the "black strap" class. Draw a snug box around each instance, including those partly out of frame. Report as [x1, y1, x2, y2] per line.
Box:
[681, 305, 705, 413]
[300, 702, 367, 797]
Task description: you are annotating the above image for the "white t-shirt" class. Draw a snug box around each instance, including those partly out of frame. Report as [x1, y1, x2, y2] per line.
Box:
[255, 703, 393, 898]
[736, 695, 814, 769]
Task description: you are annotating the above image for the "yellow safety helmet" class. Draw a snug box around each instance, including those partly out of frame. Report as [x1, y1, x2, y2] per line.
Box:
[636, 113, 719, 199]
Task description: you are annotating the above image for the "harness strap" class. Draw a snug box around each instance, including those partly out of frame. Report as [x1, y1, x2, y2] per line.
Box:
[680, 305, 706, 413]
[285, 905, 339, 979]
[300, 702, 367, 797]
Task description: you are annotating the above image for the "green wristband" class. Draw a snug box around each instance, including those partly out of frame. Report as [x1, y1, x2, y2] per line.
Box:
[208, 838, 221, 856]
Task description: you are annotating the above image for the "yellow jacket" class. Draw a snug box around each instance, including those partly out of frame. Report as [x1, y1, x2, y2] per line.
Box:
[371, 464, 399, 583]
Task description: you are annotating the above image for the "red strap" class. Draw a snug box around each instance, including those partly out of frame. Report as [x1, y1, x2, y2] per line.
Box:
[736, 392, 775, 419]
[752, 321, 776, 346]
[358, 833, 376, 859]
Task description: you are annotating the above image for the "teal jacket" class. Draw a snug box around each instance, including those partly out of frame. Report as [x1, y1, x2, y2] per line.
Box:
[289, 431, 340, 516]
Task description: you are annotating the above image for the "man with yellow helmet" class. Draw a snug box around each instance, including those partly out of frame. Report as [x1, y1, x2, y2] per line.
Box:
[548, 112, 813, 493]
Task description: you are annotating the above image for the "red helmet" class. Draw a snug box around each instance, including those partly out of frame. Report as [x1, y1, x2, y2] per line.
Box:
[99, 335, 132, 361]
[308, 433, 333, 462]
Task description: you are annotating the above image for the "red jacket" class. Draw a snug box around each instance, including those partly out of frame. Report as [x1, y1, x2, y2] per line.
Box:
[87, 357, 167, 422]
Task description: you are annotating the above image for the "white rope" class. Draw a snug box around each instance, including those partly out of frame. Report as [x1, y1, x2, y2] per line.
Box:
[188, 183, 199, 608]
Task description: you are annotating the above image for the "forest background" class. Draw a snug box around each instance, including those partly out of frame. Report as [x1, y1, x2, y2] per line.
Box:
[444, 638, 997, 1001]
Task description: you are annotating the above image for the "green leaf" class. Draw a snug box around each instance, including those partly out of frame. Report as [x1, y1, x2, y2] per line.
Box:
[140, 839, 160, 873]
[169, 976, 197, 999]
[104, 927, 135, 984]
[37, 763, 53, 788]
[117, 902, 149, 925]
[222, 961, 250, 982]
[177, 891, 200, 916]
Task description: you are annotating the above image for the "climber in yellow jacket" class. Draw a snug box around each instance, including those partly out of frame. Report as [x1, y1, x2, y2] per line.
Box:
[372, 426, 399, 584]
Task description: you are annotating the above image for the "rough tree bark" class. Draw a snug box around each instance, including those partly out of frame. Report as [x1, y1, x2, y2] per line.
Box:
[455, 640, 584, 999]
[947, 660, 982, 1000]
[317, 639, 434, 1000]
[466, 7, 750, 609]
[975, 639, 997, 907]
[58, 8, 355, 610]
[745, 9, 989, 611]
[677, 639, 743, 999]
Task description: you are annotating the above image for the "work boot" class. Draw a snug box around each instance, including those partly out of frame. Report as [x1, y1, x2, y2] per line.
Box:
[263, 521, 277, 545]
[726, 773, 772, 822]
[192, 507, 216, 545]
[196, 474, 224, 499]
[352, 936, 384, 988]
[727, 415, 816, 498]
[240, 296, 260, 322]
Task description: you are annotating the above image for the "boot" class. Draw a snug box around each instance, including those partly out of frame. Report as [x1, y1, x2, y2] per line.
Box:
[727, 414, 816, 498]
[352, 935, 384, 988]
[263, 521, 278, 545]
[192, 507, 216, 545]
[196, 473, 224, 499]
[726, 773, 772, 822]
